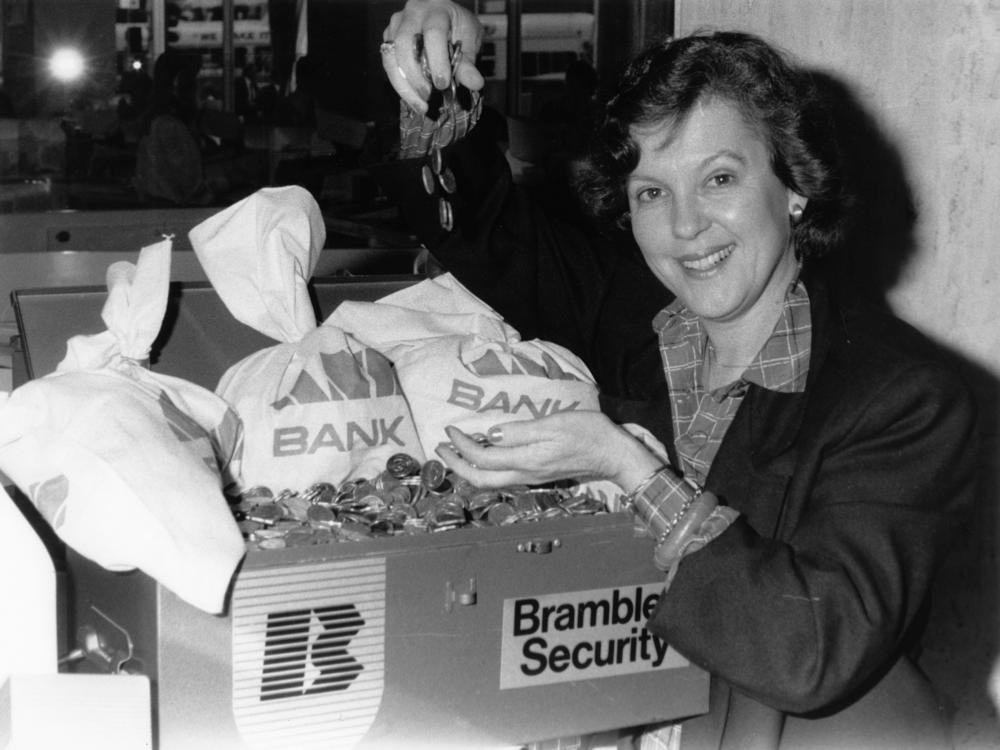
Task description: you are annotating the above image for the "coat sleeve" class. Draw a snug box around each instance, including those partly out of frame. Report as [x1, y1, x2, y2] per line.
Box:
[646, 358, 978, 714]
[369, 117, 674, 404]
[371, 119, 615, 348]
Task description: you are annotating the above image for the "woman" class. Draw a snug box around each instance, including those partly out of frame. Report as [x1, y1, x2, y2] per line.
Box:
[377, 2, 977, 748]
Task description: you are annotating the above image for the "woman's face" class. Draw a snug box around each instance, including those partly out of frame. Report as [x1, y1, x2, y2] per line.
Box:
[627, 97, 806, 326]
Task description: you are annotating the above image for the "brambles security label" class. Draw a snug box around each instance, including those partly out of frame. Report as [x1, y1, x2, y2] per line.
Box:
[499, 583, 687, 689]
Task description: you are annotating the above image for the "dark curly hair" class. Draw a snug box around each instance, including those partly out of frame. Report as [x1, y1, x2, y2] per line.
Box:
[575, 31, 853, 259]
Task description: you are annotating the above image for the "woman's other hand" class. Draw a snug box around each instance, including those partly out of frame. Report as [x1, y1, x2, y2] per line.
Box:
[435, 412, 663, 491]
[382, 0, 485, 114]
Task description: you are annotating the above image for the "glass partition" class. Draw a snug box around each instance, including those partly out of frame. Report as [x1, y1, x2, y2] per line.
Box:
[0, 0, 660, 244]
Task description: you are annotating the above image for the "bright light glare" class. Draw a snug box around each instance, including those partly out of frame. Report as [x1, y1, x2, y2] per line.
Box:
[49, 48, 85, 82]
[130, 59, 143, 71]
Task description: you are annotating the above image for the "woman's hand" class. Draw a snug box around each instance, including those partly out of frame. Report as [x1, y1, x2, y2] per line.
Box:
[382, 0, 485, 114]
[435, 412, 663, 491]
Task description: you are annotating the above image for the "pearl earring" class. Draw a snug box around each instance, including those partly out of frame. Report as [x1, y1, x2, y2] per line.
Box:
[790, 204, 804, 222]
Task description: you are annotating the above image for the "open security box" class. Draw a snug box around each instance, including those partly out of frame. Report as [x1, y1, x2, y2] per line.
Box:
[11, 276, 709, 750]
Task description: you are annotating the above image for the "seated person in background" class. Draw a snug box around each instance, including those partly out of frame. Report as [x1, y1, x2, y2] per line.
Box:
[134, 50, 262, 206]
[375, 2, 978, 748]
[538, 58, 598, 145]
[133, 50, 213, 204]
[234, 63, 261, 122]
[534, 58, 600, 215]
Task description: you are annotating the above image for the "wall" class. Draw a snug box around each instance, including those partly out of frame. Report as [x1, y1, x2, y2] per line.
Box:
[673, 2, 1000, 748]
[674, 0, 1000, 374]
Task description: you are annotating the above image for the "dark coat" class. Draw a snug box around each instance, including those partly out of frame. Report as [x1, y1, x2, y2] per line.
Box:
[652, 267, 977, 749]
[372, 121, 978, 749]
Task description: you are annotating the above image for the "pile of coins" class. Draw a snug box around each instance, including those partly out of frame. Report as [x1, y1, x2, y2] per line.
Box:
[232, 453, 612, 551]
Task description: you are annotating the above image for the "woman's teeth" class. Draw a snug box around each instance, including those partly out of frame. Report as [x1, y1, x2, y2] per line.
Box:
[683, 244, 735, 271]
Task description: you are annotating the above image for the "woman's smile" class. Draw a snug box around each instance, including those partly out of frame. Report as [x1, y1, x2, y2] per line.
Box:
[681, 243, 736, 274]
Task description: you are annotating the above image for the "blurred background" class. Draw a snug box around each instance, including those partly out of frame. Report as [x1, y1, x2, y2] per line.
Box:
[0, 0, 669, 228]
[0, 0, 671, 383]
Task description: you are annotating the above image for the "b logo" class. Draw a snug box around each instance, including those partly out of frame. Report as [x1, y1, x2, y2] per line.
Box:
[260, 604, 366, 700]
[232, 559, 386, 749]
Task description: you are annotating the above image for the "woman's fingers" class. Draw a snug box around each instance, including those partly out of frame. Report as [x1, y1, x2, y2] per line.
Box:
[434, 439, 526, 488]
[420, 13, 454, 89]
[383, 6, 433, 107]
[454, 56, 486, 92]
[443, 426, 529, 470]
[436, 413, 646, 491]
[380, 0, 485, 110]
[381, 44, 427, 113]
[438, 423, 589, 487]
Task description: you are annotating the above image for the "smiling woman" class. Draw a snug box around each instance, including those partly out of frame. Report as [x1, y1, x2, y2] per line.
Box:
[373, 3, 978, 748]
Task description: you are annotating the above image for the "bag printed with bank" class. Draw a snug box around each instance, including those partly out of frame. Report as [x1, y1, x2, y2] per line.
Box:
[189, 186, 423, 492]
[327, 274, 619, 503]
[0, 238, 245, 614]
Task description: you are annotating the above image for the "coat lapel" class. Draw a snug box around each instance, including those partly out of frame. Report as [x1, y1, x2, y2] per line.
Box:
[705, 270, 836, 539]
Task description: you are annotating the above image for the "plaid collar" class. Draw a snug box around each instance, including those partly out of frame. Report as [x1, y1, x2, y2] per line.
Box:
[653, 277, 812, 398]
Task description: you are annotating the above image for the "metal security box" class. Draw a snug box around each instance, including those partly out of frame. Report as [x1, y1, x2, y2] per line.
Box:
[13, 276, 709, 749]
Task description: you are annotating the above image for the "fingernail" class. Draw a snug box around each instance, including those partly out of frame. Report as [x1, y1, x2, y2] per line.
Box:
[433, 73, 448, 90]
[405, 100, 428, 116]
[487, 426, 503, 444]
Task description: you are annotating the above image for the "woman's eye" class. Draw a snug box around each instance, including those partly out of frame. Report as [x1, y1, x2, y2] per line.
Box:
[708, 173, 734, 187]
[636, 186, 663, 202]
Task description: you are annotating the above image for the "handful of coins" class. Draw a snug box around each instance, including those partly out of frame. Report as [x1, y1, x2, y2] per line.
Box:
[417, 35, 465, 231]
[231, 452, 613, 551]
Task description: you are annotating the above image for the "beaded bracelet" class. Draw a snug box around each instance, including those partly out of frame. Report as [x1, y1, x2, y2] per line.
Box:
[653, 493, 721, 575]
[652, 487, 700, 546]
[623, 466, 704, 544]
[621, 465, 669, 513]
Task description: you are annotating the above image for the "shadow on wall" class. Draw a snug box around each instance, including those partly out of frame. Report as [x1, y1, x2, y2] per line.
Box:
[811, 70, 1000, 746]
[811, 71, 918, 302]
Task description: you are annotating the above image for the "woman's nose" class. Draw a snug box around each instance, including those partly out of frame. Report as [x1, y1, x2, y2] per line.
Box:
[671, 193, 708, 239]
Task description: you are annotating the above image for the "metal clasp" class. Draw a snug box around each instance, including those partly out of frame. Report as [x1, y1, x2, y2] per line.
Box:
[516, 538, 561, 555]
[445, 577, 477, 611]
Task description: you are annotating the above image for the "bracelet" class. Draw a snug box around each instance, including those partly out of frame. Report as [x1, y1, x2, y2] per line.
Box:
[654, 486, 701, 546]
[622, 465, 668, 512]
[626, 466, 705, 544]
[653, 493, 721, 575]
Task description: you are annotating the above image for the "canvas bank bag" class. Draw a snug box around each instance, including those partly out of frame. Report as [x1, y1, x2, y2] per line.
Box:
[327, 274, 622, 505]
[189, 186, 423, 493]
[0, 238, 245, 614]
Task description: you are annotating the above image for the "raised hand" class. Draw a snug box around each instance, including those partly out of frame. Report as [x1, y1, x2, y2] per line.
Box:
[381, 0, 485, 114]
